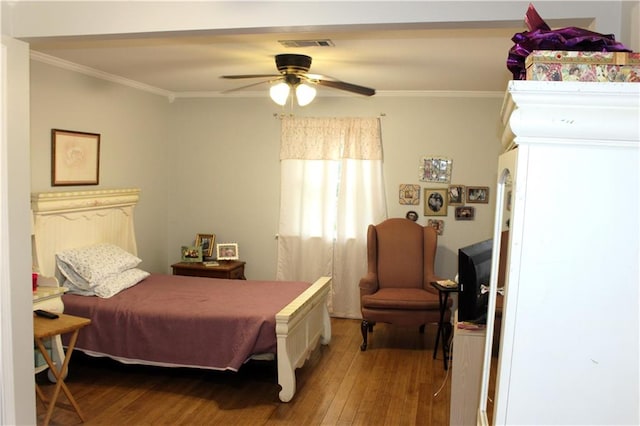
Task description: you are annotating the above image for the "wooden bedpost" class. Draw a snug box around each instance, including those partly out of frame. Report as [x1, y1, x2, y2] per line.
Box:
[275, 276, 332, 402]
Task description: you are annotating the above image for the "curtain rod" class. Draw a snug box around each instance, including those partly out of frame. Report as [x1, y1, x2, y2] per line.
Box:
[273, 113, 386, 119]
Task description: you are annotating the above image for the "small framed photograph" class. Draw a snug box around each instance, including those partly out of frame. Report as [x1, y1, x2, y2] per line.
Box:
[427, 219, 445, 235]
[406, 210, 419, 222]
[419, 156, 452, 183]
[467, 186, 490, 204]
[455, 206, 476, 221]
[195, 233, 215, 258]
[51, 129, 100, 186]
[448, 184, 465, 206]
[217, 243, 239, 261]
[181, 245, 202, 262]
[423, 188, 448, 216]
[399, 184, 421, 205]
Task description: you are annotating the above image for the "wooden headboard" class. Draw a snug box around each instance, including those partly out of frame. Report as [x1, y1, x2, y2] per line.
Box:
[31, 188, 141, 280]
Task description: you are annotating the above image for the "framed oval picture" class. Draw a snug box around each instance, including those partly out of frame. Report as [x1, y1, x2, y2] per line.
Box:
[423, 188, 448, 216]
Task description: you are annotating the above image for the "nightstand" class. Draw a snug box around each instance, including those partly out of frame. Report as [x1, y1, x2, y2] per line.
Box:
[171, 260, 246, 280]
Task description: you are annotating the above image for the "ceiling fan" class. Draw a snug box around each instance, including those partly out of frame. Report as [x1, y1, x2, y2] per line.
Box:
[221, 54, 376, 106]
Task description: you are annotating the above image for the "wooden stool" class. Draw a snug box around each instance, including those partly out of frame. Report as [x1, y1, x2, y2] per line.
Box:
[34, 313, 91, 426]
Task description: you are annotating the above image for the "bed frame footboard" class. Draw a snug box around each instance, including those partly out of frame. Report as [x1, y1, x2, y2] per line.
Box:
[275, 276, 332, 402]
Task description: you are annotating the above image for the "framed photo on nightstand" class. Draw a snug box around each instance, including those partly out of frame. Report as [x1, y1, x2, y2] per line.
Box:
[195, 233, 215, 258]
[217, 243, 239, 261]
[181, 245, 202, 262]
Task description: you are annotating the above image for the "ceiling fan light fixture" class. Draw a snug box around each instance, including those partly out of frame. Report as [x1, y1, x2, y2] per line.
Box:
[295, 83, 317, 106]
[270, 82, 290, 106]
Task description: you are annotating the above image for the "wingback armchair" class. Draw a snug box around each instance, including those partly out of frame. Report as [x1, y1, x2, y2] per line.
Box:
[359, 218, 448, 351]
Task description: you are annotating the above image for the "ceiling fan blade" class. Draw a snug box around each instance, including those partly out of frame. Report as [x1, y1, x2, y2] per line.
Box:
[222, 79, 276, 94]
[314, 78, 376, 96]
[221, 74, 281, 79]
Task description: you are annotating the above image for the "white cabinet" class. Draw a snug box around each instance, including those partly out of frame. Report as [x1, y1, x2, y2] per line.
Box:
[478, 81, 640, 425]
[450, 324, 485, 426]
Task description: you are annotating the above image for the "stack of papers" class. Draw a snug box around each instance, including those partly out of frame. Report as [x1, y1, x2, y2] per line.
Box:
[436, 279, 458, 288]
[457, 321, 486, 330]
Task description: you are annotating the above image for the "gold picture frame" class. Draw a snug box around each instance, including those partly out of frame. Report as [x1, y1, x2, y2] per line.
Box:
[195, 233, 215, 258]
[51, 129, 100, 186]
[216, 243, 239, 261]
[467, 186, 490, 204]
[423, 188, 448, 216]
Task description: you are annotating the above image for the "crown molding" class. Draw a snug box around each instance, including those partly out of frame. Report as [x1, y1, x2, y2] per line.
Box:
[31, 50, 504, 101]
[30, 51, 175, 101]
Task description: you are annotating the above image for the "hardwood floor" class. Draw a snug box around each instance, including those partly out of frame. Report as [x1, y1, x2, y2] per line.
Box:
[36, 318, 453, 425]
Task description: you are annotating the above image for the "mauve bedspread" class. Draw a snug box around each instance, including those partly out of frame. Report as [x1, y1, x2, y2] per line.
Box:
[61, 274, 310, 371]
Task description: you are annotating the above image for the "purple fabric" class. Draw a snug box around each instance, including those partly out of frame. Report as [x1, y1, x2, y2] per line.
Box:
[62, 274, 310, 371]
[507, 3, 631, 80]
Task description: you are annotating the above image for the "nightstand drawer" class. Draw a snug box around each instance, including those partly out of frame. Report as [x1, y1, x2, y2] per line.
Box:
[228, 267, 245, 280]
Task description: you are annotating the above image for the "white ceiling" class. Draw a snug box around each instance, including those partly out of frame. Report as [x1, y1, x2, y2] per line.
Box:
[25, 16, 597, 98]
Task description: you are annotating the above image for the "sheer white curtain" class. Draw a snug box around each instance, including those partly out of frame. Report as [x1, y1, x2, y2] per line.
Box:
[276, 117, 387, 318]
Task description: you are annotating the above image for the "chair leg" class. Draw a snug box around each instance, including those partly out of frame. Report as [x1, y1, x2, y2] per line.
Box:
[361, 320, 374, 351]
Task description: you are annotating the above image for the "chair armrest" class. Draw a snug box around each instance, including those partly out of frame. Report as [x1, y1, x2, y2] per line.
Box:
[359, 273, 379, 296]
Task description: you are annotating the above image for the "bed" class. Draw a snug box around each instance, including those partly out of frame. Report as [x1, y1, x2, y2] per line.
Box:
[31, 188, 332, 402]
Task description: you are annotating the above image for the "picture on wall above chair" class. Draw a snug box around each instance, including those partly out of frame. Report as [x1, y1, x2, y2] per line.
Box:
[455, 206, 475, 220]
[448, 184, 465, 205]
[399, 184, 420, 205]
[428, 219, 445, 235]
[424, 188, 448, 216]
[467, 186, 490, 203]
[419, 156, 452, 183]
[406, 210, 419, 221]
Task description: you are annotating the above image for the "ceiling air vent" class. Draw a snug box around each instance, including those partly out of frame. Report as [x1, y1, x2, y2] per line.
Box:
[278, 39, 335, 48]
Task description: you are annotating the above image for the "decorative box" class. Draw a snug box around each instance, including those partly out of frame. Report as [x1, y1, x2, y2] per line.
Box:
[525, 50, 640, 83]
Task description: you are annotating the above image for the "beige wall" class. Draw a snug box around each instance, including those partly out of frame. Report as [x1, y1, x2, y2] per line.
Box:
[31, 60, 503, 282]
[30, 61, 171, 272]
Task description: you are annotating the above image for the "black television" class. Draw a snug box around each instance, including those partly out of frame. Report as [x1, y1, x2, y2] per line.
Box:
[457, 238, 493, 323]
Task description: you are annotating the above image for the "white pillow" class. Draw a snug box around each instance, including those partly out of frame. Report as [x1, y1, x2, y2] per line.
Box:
[93, 268, 150, 298]
[64, 268, 150, 298]
[62, 280, 96, 296]
[56, 243, 142, 290]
